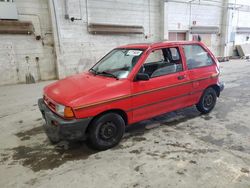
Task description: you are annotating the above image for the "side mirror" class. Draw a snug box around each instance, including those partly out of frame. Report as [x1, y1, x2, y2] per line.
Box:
[135, 73, 149, 81]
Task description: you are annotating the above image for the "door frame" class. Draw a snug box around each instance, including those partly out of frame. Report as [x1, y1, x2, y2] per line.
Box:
[130, 44, 192, 123]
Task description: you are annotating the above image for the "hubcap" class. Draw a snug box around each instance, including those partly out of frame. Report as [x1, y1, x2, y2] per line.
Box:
[99, 122, 117, 140]
[204, 94, 214, 108]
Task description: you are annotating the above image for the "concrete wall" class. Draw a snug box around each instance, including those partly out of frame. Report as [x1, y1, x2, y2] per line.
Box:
[1, 0, 250, 85]
[0, 0, 56, 85]
[220, 0, 250, 56]
[167, 1, 223, 30]
[234, 0, 250, 45]
[165, 0, 224, 56]
[49, 0, 163, 79]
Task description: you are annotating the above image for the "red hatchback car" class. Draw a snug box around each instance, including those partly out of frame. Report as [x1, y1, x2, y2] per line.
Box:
[38, 41, 224, 150]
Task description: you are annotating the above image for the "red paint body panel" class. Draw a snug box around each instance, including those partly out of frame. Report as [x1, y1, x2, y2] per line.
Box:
[43, 41, 221, 125]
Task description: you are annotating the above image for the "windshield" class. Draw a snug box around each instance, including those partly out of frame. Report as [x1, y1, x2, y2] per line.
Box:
[90, 49, 144, 79]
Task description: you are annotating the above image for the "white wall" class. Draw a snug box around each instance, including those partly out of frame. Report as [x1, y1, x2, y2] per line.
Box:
[2, 0, 250, 85]
[234, 0, 250, 45]
[166, 0, 224, 56]
[167, 2, 190, 31]
[50, 0, 163, 79]
[0, 0, 56, 85]
[167, 1, 223, 30]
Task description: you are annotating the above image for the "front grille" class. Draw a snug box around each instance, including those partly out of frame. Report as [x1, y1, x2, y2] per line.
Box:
[43, 95, 56, 111]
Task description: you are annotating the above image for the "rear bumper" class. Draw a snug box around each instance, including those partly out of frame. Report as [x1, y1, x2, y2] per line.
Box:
[38, 98, 92, 142]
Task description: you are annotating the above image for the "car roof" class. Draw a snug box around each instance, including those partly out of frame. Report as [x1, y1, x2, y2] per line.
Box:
[117, 41, 202, 49]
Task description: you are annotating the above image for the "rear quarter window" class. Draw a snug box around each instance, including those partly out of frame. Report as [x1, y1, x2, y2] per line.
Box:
[183, 44, 214, 70]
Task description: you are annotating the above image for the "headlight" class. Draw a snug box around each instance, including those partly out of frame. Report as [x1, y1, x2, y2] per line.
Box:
[55, 104, 65, 116]
[55, 104, 74, 118]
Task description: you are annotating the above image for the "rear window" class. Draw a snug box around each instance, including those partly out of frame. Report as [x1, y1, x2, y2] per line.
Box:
[183, 45, 214, 70]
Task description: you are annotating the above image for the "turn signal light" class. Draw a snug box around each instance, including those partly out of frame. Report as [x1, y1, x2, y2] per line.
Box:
[64, 107, 75, 118]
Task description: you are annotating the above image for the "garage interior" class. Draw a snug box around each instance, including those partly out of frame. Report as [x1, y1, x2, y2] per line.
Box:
[0, 0, 250, 187]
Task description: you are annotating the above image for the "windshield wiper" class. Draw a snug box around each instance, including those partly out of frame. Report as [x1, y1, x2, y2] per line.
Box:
[89, 68, 97, 75]
[96, 71, 119, 80]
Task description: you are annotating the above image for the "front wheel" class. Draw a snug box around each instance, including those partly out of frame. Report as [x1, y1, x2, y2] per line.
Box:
[196, 87, 217, 114]
[87, 113, 125, 150]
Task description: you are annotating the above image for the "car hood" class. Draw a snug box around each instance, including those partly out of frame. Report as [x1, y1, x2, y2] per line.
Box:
[44, 72, 130, 107]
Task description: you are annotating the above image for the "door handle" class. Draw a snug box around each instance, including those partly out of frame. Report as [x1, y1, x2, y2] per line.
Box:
[177, 75, 186, 80]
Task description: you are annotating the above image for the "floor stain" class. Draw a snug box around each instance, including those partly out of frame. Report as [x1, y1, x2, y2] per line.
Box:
[130, 148, 143, 155]
[133, 183, 140, 187]
[132, 136, 147, 142]
[162, 148, 219, 155]
[0, 153, 9, 163]
[7, 102, 221, 172]
[201, 115, 213, 121]
[177, 170, 186, 175]
[15, 126, 44, 141]
[134, 163, 145, 172]
[241, 168, 249, 174]
[10, 141, 97, 172]
[125, 107, 200, 139]
[199, 135, 224, 147]
[160, 108, 200, 129]
[165, 142, 191, 149]
[146, 152, 159, 157]
[4, 126, 98, 172]
[189, 160, 197, 164]
[229, 145, 245, 152]
[226, 123, 250, 136]
[35, 118, 42, 121]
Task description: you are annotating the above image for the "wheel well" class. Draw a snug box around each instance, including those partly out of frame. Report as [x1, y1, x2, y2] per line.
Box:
[86, 109, 128, 133]
[99, 109, 128, 125]
[209, 84, 220, 97]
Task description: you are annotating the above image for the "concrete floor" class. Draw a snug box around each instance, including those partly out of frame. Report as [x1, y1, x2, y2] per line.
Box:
[0, 60, 250, 188]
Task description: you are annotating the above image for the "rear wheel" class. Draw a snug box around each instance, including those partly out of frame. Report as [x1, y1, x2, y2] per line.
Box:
[196, 87, 217, 114]
[87, 113, 125, 150]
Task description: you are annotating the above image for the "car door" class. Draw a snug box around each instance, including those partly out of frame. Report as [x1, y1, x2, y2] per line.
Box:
[182, 43, 219, 104]
[130, 45, 193, 123]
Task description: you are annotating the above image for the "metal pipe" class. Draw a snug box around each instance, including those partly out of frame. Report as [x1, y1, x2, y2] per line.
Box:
[52, 0, 61, 53]
[51, 0, 61, 79]
[166, 0, 226, 8]
[85, 0, 89, 35]
[200, 0, 224, 4]
[64, 0, 69, 19]
[79, 0, 83, 20]
[189, 1, 192, 28]
[148, 0, 151, 36]
[166, 0, 250, 12]
[69, 1, 83, 21]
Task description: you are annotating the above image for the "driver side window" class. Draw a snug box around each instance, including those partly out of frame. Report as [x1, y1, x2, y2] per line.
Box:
[144, 50, 164, 64]
[142, 47, 183, 78]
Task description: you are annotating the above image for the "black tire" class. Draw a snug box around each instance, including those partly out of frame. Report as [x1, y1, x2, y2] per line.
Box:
[87, 113, 125, 150]
[196, 87, 217, 114]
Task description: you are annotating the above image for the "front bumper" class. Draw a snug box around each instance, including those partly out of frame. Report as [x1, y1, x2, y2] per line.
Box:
[219, 82, 225, 92]
[38, 98, 92, 142]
